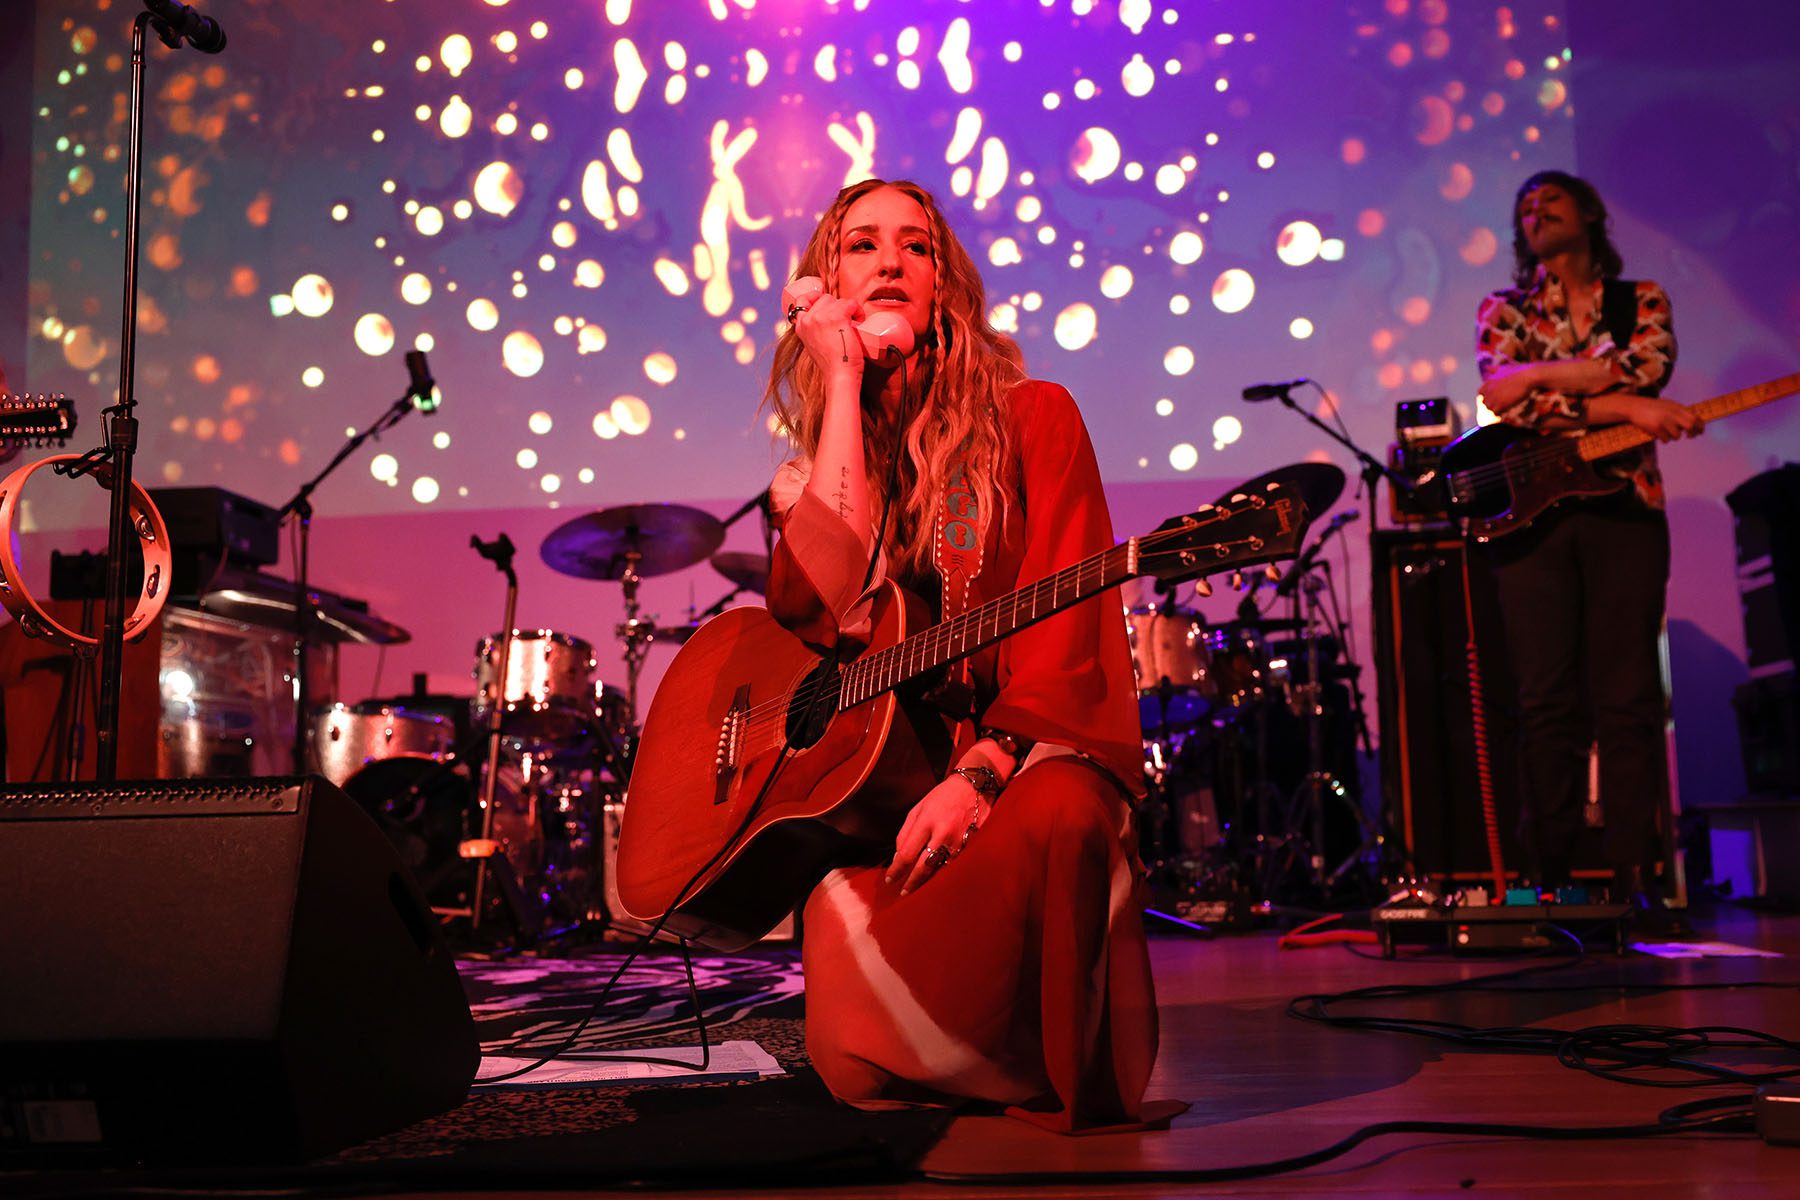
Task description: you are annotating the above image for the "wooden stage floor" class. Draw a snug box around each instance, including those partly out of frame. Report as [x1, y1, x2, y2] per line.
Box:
[461, 899, 1800, 1200]
[910, 899, 1800, 1198]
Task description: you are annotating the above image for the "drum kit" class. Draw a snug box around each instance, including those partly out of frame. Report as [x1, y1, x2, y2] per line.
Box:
[1129, 464, 1382, 918]
[304, 461, 1377, 939]
[307, 500, 766, 946]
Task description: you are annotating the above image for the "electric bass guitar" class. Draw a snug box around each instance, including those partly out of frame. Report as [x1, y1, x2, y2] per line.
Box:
[615, 480, 1310, 950]
[1442, 371, 1800, 541]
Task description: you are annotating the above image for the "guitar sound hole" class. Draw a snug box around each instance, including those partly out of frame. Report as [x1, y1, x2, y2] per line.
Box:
[785, 660, 842, 750]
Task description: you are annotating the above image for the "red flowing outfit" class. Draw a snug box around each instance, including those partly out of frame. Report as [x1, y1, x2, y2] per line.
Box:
[766, 380, 1170, 1133]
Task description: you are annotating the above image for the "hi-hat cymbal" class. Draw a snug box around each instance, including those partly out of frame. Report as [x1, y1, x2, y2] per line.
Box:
[1215, 461, 1346, 520]
[541, 503, 725, 580]
[710, 551, 771, 594]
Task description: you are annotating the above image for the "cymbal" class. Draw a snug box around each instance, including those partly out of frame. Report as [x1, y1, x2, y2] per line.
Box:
[541, 503, 725, 580]
[710, 551, 771, 594]
[1216, 461, 1346, 521]
[192, 566, 411, 644]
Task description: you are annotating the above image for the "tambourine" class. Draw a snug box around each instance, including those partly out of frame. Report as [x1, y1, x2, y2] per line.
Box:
[0, 454, 172, 650]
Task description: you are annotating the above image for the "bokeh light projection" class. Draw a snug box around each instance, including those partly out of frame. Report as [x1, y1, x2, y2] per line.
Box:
[26, 0, 1584, 528]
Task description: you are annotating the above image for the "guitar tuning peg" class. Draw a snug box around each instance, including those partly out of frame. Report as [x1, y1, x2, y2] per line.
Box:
[1193, 578, 1214, 598]
[1228, 570, 1244, 591]
[1264, 564, 1281, 582]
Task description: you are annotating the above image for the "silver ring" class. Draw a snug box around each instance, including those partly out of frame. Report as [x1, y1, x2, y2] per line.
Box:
[924, 845, 951, 869]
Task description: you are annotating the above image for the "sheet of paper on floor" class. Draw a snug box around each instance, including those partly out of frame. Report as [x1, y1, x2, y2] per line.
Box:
[1632, 940, 1784, 959]
[474, 1039, 785, 1089]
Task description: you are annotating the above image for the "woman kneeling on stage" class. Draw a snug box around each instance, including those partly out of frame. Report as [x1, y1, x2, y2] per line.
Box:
[763, 178, 1177, 1133]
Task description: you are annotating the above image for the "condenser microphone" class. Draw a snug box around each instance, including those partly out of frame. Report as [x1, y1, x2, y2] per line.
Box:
[143, 0, 227, 53]
[1241, 378, 1308, 402]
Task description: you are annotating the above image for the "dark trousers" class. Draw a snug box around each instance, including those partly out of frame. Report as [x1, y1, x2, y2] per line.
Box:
[1488, 497, 1671, 884]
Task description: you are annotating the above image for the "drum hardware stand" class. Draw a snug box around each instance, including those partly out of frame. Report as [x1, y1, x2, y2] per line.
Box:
[1259, 380, 1418, 896]
[276, 351, 438, 775]
[614, 547, 651, 722]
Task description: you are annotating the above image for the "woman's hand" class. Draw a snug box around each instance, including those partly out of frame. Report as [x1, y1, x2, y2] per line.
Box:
[886, 774, 988, 895]
[791, 292, 866, 391]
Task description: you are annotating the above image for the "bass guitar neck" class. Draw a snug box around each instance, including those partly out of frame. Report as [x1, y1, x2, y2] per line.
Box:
[1443, 371, 1800, 541]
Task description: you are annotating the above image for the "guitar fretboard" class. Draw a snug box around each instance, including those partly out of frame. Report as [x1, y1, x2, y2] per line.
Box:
[838, 540, 1137, 708]
[1579, 372, 1800, 463]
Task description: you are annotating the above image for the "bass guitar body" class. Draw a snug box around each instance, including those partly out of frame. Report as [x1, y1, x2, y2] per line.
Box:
[1441, 422, 1627, 541]
[614, 585, 951, 950]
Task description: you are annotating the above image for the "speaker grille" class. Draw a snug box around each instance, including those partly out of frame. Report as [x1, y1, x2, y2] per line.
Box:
[0, 777, 304, 820]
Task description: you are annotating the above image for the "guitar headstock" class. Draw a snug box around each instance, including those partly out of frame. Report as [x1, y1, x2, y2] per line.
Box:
[1137, 478, 1311, 585]
[0, 394, 78, 449]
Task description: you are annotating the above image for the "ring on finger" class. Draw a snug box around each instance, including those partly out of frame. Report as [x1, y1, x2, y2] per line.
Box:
[786, 302, 808, 322]
[924, 845, 952, 869]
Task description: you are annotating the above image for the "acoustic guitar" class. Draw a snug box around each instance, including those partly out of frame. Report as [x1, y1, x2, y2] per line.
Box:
[615, 481, 1309, 950]
[1441, 371, 1800, 541]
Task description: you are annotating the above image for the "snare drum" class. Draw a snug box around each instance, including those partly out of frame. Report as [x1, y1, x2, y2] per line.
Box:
[311, 702, 454, 787]
[473, 629, 598, 744]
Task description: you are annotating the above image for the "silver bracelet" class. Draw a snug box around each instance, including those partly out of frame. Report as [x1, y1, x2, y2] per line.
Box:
[949, 764, 1001, 798]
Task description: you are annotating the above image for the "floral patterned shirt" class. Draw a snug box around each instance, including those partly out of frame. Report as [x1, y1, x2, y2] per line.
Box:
[1474, 268, 1677, 509]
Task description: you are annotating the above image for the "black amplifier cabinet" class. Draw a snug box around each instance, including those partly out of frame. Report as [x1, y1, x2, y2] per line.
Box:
[0, 776, 478, 1163]
[1726, 463, 1800, 674]
[1374, 531, 1539, 881]
[148, 485, 282, 571]
[1734, 672, 1800, 794]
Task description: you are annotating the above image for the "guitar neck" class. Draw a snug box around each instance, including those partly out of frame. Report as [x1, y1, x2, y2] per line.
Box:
[838, 541, 1136, 709]
[1578, 371, 1800, 463]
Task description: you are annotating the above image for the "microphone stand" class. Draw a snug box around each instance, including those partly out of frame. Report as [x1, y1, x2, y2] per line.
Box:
[50, 14, 161, 781]
[276, 374, 431, 774]
[692, 488, 773, 619]
[468, 534, 521, 937]
[1262, 383, 1409, 895]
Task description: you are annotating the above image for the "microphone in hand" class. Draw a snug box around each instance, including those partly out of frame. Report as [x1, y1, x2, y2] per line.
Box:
[1241, 378, 1309, 402]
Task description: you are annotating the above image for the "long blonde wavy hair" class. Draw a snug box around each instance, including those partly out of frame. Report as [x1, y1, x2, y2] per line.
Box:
[764, 179, 1024, 578]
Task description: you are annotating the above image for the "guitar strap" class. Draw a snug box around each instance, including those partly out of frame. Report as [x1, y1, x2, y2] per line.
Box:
[928, 461, 985, 720]
[1600, 278, 1639, 361]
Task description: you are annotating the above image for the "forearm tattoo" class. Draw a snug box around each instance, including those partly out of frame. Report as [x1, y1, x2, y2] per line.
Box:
[834, 465, 851, 518]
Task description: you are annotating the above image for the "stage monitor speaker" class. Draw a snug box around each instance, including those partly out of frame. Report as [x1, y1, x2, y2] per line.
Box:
[0, 775, 478, 1163]
[1371, 531, 1612, 881]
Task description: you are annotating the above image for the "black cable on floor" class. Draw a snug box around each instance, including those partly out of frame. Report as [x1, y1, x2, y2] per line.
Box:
[924, 1101, 1754, 1186]
[1287, 930, 1800, 1092]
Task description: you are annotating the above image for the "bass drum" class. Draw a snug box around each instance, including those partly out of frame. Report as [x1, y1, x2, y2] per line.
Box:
[339, 755, 475, 912]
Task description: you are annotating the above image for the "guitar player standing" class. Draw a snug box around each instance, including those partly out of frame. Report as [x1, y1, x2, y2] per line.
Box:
[1473, 170, 1702, 927]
